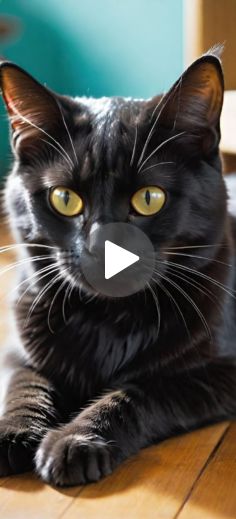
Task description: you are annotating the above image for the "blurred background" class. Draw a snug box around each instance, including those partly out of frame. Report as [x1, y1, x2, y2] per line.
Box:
[0, 0, 235, 177]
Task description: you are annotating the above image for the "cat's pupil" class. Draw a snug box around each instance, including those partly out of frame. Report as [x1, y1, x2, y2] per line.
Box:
[145, 190, 151, 205]
[64, 191, 70, 206]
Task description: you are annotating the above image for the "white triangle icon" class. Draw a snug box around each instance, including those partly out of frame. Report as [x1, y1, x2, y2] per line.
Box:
[105, 240, 139, 280]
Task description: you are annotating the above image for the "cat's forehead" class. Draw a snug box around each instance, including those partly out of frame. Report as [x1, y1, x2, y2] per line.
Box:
[77, 97, 113, 121]
[66, 96, 146, 173]
[74, 95, 145, 128]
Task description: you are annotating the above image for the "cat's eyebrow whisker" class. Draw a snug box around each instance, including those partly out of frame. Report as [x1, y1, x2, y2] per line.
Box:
[138, 77, 183, 168]
[138, 95, 174, 168]
[130, 125, 138, 167]
[10, 108, 74, 168]
[140, 161, 175, 173]
[150, 92, 166, 121]
[138, 131, 185, 173]
[55, 99, 78, 167]
[40, 139, 73, 169]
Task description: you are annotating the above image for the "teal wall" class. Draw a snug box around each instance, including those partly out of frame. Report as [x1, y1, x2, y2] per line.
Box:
[0, 0, 183, 175]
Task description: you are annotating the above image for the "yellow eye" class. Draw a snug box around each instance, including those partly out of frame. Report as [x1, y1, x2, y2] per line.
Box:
[131, 186, 166, 216]
[50, 187, 83, 217]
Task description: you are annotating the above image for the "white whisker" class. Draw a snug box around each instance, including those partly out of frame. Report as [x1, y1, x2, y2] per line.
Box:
[151, 274, 192, 340]
[15, 265, 59, 306]
[130, 125, 138, 167]
[47, 274, 68, 334]
[138, 95, 174, 167]
[164, 251, 231, 267]
[0, 243, 56, 254]
[159, 259, 236, 300]
[24, 271, 63, 327]
[62, 281, 73, 324]
[10, 107, 74, 167]
[140, 161, 175, 173]
[40, 139, 72, 168]
[138, 77, 183, 168]
[0, 255, 53, 280]
[146, 282, 161, 338]
[158, 271, 212, 341]
[156, 266, 220, 309]
[56, 99, 78, 166]
[138, 131, 185, 173]
[165, 244, 227, 250]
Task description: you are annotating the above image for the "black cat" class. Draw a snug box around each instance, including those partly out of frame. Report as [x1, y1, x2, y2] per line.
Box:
[0, 47, 236, 487]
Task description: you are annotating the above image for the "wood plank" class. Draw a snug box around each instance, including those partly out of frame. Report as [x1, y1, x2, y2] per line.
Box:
[0, 474, 82, 519]
[177, 422, 236, 519]
[60, 424, 228, 519]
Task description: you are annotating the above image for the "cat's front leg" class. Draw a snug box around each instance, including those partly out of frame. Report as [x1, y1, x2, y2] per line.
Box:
[0, 355, 60, 476]
[36, 362, 236, 487]
[35, 389, 130, 486]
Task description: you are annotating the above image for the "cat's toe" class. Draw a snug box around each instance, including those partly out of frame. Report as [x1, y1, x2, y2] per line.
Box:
[0, 422, 36, 476]
[35, 431, 116, 487]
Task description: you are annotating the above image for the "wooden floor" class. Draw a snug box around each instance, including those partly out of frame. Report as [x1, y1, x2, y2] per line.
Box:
[0, 224, 236, 519]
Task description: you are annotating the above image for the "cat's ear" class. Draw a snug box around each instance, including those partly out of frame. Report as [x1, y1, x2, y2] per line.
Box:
[149, 52, 224, 154]
[0, 62, 64, 159]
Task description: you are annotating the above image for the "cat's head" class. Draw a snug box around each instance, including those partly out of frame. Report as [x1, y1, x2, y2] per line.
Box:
[0, 49, 226, 299]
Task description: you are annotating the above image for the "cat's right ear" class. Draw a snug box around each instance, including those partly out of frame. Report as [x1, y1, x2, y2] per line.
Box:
[0, 62, 64, 159]
[146, 50, 224, 155]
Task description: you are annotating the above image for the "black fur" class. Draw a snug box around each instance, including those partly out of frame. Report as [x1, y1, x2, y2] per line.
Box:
[0, 50, 236, 486]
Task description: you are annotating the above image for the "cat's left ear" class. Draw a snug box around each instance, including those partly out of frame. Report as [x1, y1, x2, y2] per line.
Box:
[149, 51, 224, 154]
[0, 61, 65, 159]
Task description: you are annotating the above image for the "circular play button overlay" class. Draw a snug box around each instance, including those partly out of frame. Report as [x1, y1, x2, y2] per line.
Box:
[80, 222, 155, 298]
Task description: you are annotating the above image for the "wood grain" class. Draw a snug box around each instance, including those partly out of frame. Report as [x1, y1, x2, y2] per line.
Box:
[60, 424, 228, 519]
[0, 474, 82, 519]
[177, 423, 236, 519]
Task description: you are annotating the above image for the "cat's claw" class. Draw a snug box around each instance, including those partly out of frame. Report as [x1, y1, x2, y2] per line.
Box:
[35, 430, 116, 486]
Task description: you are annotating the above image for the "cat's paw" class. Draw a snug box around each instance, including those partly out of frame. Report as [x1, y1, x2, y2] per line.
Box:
[0, 419, 38, 476]
[35, 429, 117, 486]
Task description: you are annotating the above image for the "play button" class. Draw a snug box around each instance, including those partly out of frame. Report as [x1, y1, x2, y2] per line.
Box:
[105, 241, 139, 279]
[80, 222, 155, 298]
